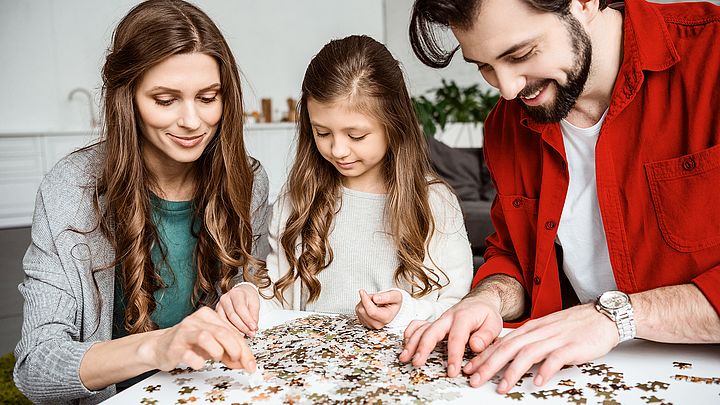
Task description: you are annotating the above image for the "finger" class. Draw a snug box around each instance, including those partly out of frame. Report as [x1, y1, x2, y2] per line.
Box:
[497, 338, 564, 394]
[230, 299, 258, 336]
[403, 320, 428, 344]
[409, 318, 453, 366]
[193, 329, 229, 361]
[400, 321, 431, 363]
[359, 290, 381, 320]
[468, 326, 499, 353]
[466, 326, 553, 387]
[535, 349, 572, 388]
[233, 284, 260, 330]
[222, 338, 257, 372]
[358, 289, 375, 313]
[245, 289, 260, 330]
[372, 290, 402, 305]
[445, 318, 474, 378]
[182, 350, 208, 370]
[216, 301, 253, 336]
[355, 303, 371, 328]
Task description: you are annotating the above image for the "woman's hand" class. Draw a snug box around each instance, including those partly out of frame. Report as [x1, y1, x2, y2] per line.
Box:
[355, 289, 402, 329]
[142, 306, 256, 372]
[216, 283, 261, 337]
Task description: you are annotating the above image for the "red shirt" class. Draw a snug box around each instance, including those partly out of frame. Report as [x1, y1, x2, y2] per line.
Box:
[474, 0, 720, 325]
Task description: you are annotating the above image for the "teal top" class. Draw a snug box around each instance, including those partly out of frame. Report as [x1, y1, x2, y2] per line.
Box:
[112, 194, 198, 390]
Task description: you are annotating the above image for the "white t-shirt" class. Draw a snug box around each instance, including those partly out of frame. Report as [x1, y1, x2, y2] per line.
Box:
[556, 111, 617, 303]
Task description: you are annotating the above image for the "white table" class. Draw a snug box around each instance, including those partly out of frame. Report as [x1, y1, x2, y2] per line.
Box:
[104, 310, 720, 404]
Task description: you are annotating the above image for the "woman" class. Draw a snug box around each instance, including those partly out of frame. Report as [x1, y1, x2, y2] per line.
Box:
[14, 1, 268, 403]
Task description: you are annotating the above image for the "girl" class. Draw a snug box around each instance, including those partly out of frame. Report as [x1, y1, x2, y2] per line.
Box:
[14, 1, 266, 403]
[219, 35, 472, 334]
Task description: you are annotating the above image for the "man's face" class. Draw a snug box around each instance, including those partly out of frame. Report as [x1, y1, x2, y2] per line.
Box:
[452, 0, 592, 123]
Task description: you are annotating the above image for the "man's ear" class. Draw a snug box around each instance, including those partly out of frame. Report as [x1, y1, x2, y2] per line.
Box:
[570, 0, 602, 26]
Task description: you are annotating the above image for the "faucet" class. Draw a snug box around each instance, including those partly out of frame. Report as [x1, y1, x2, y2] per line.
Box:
[68, 87, 99, 129]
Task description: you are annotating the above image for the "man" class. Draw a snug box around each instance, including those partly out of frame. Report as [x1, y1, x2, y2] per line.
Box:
[400, 0, 720, 394]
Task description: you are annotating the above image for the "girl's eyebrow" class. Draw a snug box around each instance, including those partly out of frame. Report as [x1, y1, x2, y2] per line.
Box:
[310, 122, 371, 132]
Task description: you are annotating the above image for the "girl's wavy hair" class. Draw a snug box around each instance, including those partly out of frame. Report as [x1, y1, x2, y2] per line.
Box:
[274, 35, 447, 304]
[409, 0, 609, 68]
[97, 0, 269, 334]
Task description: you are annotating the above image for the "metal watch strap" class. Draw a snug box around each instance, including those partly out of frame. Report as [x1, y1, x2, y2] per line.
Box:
[614, 305, 636, 342]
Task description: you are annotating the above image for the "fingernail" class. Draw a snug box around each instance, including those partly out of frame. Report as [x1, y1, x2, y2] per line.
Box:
[535, 375, 544, 386]
[447, 364, 456, 376]
[400, 349, 407, 358]
[248, 359, 256, 371]
[498, 379, 508, 392]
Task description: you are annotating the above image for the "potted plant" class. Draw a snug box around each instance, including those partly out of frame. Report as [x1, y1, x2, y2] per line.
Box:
[412, 79, 499, 145]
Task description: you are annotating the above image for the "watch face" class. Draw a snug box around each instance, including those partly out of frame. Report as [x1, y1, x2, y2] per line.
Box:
[599, 291, 629, 310]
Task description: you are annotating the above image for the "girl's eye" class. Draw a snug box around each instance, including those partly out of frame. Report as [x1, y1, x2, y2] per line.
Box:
[154, 98, 175, 106]
[315, 131, 330, 137]
[348, 134, 367, 141]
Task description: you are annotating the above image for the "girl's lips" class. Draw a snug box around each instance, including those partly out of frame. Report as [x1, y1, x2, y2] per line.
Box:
[336, 161, 357, 170]
[168, 133, 204, 148]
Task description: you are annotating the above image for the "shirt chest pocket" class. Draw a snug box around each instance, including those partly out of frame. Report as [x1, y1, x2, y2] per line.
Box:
[645, 144, 720, 252]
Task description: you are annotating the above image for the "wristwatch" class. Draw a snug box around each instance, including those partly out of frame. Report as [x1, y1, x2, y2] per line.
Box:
[595, 291, 636, 343]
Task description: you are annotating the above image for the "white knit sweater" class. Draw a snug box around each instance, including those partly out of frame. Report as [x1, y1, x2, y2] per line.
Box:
[255, 183, 473, 328]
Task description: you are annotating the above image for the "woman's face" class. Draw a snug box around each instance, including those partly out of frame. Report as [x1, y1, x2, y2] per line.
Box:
[134, 52, 222, 169]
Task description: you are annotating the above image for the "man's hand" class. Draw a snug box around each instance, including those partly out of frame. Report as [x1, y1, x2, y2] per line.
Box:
[399, 294, 504, 378]
[463, 303, 618, 393]
[355, 289, 402, 329]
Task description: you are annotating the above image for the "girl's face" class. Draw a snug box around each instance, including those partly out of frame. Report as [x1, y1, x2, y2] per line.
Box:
[307, 97, 389, 193]
[135, 52, 222, 171]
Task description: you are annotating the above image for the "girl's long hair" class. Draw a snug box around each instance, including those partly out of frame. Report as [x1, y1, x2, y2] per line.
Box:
[274, 35, 446, 304]
[98, 0, 269, 334]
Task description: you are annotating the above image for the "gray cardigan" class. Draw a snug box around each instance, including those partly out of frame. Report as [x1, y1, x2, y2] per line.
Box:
[13, 145, 270, 404]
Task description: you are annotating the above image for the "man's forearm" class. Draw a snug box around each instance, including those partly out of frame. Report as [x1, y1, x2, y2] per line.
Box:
[633, 284, 720, 343]
[467, 274, 527, 321]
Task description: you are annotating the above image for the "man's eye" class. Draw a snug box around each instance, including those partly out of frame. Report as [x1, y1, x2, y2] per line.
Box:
[511, 49, 535, 62]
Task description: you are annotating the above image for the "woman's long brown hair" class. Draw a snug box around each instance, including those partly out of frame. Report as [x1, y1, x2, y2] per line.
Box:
[274, 35, 446, 304]
[98, 0, 269, 334]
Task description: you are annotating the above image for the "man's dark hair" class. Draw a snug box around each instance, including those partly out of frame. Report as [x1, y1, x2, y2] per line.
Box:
[409, 0, 609, 68]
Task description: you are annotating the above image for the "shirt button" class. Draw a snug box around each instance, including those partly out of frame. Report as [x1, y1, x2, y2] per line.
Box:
[544, 220, 556, 230]
[682, 158, 696, 171]
[512, 198, 523, 208]
[533, 275, 541, 285]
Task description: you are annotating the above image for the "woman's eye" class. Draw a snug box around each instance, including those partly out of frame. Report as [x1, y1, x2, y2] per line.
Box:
[348, 134, 367, 141]
[315, 132, 330, 137]
[154, 98, 175, 106]
[199, 95, 218, 104]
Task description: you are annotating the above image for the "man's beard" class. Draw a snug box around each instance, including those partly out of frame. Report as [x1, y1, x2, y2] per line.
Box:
[519, 14, 592, 123]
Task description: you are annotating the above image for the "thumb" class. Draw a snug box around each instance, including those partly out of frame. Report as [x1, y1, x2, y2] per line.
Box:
[372, 290, 401, 305]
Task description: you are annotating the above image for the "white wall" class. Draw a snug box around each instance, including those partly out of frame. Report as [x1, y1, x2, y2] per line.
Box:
[0, 0, 384, 133]
[384, 0, 493, 97]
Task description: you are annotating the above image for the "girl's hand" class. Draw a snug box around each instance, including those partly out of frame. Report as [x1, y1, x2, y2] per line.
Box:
[355, 289, 402, 329]
[215, 283, 261, 337]
[144, 306, 256, 372]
